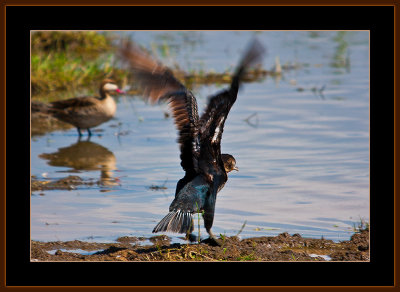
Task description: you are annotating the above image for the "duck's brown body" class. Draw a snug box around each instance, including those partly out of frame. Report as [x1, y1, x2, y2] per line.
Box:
[32, 79, 120, 136]
[48, 94, 117, 130]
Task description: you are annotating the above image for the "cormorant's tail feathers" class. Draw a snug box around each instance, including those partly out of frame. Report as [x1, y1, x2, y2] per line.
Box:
[152, 210, 194, 234]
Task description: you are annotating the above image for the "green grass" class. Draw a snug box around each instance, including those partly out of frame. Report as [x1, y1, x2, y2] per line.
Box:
[352, 217, 369, 233]
[31, 31, 114, 54]
[31, 31, 128, 95]
[31, 51, 128, 95]
[237, 252, 257, 261]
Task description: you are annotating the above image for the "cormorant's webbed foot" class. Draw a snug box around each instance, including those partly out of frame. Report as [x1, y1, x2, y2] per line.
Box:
[185, 233, 199, 243]
[185, 230, 223, 246]
[200, 236, 222, 246]
[202, 229, 223, 246]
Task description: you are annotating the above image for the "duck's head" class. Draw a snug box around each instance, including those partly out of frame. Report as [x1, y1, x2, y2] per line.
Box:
[100, 79, 125, 96]
[221, 154, 239, 173]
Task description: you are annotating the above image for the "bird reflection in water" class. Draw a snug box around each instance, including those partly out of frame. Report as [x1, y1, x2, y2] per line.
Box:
[39, 140, 119, 189]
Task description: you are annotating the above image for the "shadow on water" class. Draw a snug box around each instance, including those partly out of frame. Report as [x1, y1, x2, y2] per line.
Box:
[39, 140, 119, 187]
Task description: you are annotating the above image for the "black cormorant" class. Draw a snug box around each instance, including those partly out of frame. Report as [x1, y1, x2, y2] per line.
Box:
[119, 39, 265, 245]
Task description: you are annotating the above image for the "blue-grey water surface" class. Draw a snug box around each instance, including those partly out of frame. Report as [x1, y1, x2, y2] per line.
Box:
[31, 31, 369, 243]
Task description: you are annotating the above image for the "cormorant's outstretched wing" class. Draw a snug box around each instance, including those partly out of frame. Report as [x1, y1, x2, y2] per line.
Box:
[198, 39, 265, 177]
[118, 40, 200, 176]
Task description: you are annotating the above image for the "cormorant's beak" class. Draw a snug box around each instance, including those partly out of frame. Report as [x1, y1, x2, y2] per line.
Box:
[233, 166, 239, 171]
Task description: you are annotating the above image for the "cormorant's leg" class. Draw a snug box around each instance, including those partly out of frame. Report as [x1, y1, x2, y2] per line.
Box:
[185, 232, 198, 243]
[203, 212, 222, 246]
[77, 127, 83, 137]
[87, 128, 92, 137]
[185, 217, 198, 242]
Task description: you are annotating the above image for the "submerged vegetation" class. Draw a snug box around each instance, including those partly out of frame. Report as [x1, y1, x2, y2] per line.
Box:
[352, 217, 369, 233]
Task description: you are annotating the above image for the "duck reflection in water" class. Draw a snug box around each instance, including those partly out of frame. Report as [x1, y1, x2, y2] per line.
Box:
[39, 140, 119, 188]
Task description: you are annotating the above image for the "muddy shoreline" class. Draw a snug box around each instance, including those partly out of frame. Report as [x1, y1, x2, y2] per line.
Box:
[31, 229, 369, 262]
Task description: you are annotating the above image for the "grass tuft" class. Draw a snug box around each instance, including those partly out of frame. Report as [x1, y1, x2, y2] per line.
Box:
[31, 31, 128, 96]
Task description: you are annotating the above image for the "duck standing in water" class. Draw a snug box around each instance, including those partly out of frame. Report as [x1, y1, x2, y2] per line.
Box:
[119, 39, 265, 245]
[32, 79, 124, 137]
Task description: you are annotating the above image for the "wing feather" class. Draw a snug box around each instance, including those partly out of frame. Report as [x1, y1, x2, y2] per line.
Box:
[118, 40, 200, 174]
[198, 39, 265, 175]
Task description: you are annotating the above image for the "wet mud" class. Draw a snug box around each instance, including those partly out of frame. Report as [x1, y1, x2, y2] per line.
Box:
[31, 175, 99, 192]
[31, 229, 369, 262]
[31, 111, 73, 137]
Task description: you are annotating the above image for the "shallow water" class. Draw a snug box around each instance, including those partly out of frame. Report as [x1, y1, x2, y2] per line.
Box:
[46, 249, 103, 256]
[31, 31, 369, 243]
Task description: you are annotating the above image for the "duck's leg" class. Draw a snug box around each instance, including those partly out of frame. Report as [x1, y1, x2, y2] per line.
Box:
[77, 127, 83, 137]
[87, 128, 92, 137]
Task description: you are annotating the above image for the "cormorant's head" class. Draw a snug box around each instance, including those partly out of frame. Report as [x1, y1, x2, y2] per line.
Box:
[221, 154, 239, 173]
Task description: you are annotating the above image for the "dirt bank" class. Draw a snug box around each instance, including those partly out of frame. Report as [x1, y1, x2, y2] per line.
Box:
[31, 228, 369, 262]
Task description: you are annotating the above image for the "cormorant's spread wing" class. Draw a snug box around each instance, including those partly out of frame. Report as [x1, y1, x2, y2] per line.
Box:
[118, 40, 200, 175]
[198, 39, 265, 175]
